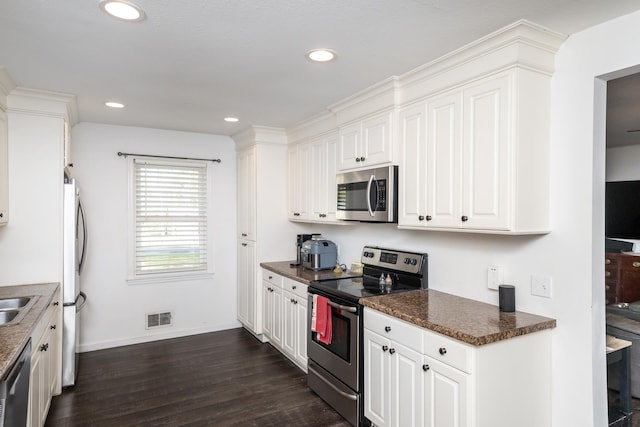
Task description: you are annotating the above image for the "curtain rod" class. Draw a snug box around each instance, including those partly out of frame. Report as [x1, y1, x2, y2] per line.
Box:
[117, 151, 221, 163]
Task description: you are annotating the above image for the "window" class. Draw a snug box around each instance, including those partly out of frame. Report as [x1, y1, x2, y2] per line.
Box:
[130, 158, 209, 280]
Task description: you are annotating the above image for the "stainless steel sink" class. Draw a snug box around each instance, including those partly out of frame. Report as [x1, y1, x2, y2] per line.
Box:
[0, 296, 38, 326]
[0, 297, 32, 310]
[0, 309, 19, 324]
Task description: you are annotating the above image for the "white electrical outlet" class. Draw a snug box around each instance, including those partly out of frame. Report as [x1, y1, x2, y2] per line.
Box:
[487, 266, 504, 290]
[531, 275, 552, 298]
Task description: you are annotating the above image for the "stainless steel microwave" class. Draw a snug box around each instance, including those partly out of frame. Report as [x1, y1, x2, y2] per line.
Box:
[336, 165, 398, 223]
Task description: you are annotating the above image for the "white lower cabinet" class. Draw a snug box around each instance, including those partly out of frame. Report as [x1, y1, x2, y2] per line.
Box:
[29, 289, 62, 427]
[364, 308, 551, 427]
[237, 239, 257, 332]
[262, 272, 283, 349]
[261, 270, 308, 372]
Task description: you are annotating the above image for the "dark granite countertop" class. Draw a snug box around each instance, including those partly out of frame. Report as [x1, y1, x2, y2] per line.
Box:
[0, 283, 59, 380]
[260, 261, 362, 285]
[361, 289, 556, 346]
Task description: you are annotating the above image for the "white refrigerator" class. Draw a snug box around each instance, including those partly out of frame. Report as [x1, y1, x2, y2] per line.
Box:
[62, 178, 87, 388]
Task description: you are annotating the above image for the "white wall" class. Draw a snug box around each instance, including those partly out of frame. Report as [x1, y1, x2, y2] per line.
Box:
[283, 10, 640, 426]
[71, 123, 240, 351]
[607, 145, 640, 181]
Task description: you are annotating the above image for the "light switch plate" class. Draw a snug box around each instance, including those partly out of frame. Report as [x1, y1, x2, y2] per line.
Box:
[531, 275, 552, 298]
[487, 266, 504, 290]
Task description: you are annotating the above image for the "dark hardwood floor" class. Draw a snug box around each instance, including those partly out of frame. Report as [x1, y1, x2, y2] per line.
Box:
[46, 328, 350, 427]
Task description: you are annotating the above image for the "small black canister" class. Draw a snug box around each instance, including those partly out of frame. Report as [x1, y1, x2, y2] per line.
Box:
[499, 285, 516, 312]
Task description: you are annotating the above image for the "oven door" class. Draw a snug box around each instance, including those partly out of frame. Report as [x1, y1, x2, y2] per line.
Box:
[307, 291, 360, 391]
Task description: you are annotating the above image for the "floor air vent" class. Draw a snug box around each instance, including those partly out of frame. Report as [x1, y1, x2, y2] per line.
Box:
[146, 311, 172, 329]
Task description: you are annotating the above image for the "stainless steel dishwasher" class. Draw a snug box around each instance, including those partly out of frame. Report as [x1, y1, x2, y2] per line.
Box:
[0, 339, 31, 427]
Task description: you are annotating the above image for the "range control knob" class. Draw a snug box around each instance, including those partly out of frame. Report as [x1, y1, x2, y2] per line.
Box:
[411, 259, 417, 266]
[404, 257, 411, 264]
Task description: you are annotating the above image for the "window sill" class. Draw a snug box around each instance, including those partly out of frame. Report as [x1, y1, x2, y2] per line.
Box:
[127, 272, 214, 286]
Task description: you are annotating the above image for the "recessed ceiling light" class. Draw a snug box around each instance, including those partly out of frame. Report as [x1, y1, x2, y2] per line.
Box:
[105, 101, 125, 109]
[306, 49, 337, 62]
[224, 117, 239, 123]
[99, 0, 146, 22]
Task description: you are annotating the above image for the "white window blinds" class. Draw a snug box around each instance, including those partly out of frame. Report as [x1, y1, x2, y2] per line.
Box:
[134, 159, 208, 275]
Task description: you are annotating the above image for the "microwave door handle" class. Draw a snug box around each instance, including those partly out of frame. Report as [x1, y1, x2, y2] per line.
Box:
[366, 175, 376, 217]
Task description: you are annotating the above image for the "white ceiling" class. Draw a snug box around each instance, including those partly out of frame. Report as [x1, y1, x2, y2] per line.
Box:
[1, 0, 639, 137]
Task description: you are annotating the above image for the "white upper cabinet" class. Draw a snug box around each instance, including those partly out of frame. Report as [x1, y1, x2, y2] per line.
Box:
[288, 131, 339, 223]
[237, 146, 257, 240]
[399, 69, 550, 234]
[338, 110, 395, 171]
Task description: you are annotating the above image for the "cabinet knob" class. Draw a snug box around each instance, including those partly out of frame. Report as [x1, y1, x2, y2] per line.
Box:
[241, 233, 247, 237]
[40, 343, 49, 352]
[360, 156, 366, 162]
[0, 213, 3, 218]
[292, 285, 297, 290]
[439, 347, 447, 355]
[389, 348, 396, 355]
[384, 326, 391, 332]
[50, 324, 56, 330]
[293, 300, 298, 305]
[418, 215, 425, 221]
[294, 212, 301, 216]
[242, 243, 247, 247]
[426, 215, 432, 221]
[605, 258, 611, 265]
[382, 345, 388, 352]
[355, 157, 361, 162]
[291, 298, 295, 304]
[605, 285, 611, 291]
[633, 261, 640, 268]
[268, 275, 273, 279]
[461, 216, 469, 222]
[605, 271, 611, 277]
[53, 301, 59, 306]
[422, 364, 430, 372]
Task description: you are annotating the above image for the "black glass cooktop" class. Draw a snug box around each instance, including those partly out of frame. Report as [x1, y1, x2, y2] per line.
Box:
[309, 274, 419, 302]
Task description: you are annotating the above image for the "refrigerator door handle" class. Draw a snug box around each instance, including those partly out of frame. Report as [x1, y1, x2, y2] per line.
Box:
[78, 200, 87, 274]
[75, 291, 87, 312]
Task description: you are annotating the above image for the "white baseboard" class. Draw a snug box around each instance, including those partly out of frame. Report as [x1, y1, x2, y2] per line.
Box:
[79, 321, 242, 352]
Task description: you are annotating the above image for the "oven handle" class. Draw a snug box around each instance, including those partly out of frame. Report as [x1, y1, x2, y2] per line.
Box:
[327, 300, 358, 313]
[308, 364, 358, 401]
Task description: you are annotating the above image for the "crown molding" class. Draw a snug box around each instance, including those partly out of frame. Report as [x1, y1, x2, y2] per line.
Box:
[233, 125, 288, 150]
[8, 87, 78, 123]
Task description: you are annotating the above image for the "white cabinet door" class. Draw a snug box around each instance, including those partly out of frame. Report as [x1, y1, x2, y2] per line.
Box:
[237, 239, 256, 331]
[426, 90, 463, 229]
[423, 356, 470, 427]
[338, 121, 361, 171]
[287, 142, 312, 220]
[461, 74, 510, 230]
[262, 280, 283, 348]
[364, 328, 391, 427]
[362, 112, 393, 168]
[390, 342, 424, 427]
[282, 289, 296, 359]
[0, 108, 7, 225]
[309, 133, 338, 222]
[237, 147, 256, 240]
[398, 103, 427, 227]
[294, 295, 308, 369]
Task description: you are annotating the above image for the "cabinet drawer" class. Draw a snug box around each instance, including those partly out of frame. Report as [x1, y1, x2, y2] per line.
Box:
[283, 278, 307, 299]
[364, 309, 423, 353]
[262, 269, 283, 288]
[619, 255, 640, 271]
[423, 329, 474, 374]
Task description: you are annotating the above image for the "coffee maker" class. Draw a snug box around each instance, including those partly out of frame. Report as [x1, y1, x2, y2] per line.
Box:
[291, 234, 314, 267]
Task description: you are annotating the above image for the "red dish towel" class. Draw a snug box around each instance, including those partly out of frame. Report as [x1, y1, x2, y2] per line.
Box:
[314, 295, 333, 345]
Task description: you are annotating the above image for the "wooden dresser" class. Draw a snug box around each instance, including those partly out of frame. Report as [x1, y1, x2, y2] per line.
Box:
[605, 252, 640, 304]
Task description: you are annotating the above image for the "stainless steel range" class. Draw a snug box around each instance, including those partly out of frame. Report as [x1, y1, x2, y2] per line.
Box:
[307, 246, 428, 426]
